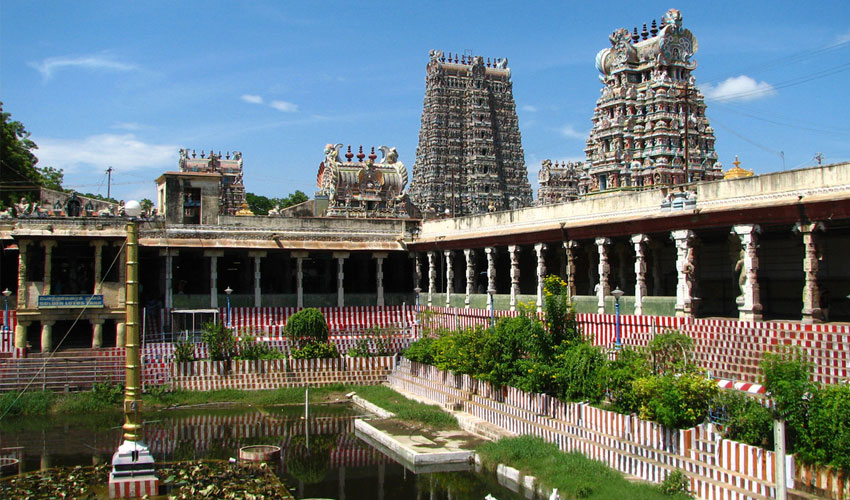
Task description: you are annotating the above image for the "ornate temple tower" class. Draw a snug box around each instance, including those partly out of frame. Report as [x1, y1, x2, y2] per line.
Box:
[537, 160, 583, 204]
[581, 9, 722, 194]
[409, 51, 533, 218]
[178, 149, 246, 215]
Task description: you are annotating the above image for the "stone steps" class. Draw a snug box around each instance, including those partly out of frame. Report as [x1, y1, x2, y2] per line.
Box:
[388, 366, 775, 500]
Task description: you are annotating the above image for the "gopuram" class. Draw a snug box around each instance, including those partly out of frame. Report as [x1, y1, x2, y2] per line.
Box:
[408, 51, 533, 218]
[178, 149, 247, 216]
[316, 144, 412, 218]
[537, 9, 724, 204]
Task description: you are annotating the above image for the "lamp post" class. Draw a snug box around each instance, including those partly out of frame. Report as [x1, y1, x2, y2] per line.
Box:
[487, 287, 496, 328]
[2, 289, 10, 334]
[611, 287, 624, 349]
[413, 287, 421, 340]
[224, 286, 233, 328]
[109, 200, 158, 498]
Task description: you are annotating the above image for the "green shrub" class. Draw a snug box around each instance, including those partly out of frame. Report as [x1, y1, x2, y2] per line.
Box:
[710, 390, 773, 448]
[201, 321, 236, 362]
[634, 373, 718, 428]
[479, 316, 538, 387]
[284, 308, 329, 346]
[403, 336, 435, 364]
[433, 326, 488, 375]
[291, 341, 339, 359]
[604, 347, 651, 413]
[761, 348, 815, 421]
[92, 381, 125, 405]
[552, 342, 607, 402]
[660, 470, 691, 496]
[543, 274, 582, 348]
[173, 338, 195, 363]
[236, 333, 283, 360]
[797, 383, 850, 471]
[648, 330, 694, 375]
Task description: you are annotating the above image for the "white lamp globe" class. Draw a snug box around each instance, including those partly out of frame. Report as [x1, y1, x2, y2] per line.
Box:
[125, 200, 142, 218]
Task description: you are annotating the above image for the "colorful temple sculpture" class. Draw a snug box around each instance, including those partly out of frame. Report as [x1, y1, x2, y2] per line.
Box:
[536, 160, 584, 204]
[409, 50, 533, 218]
[316, 144, 412, 218]
[178, 149, 246, 216]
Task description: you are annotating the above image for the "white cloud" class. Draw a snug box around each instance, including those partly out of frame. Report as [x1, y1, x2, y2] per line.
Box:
[521, 105, 538, 112]
[34, 134, 177, 174]
[269, 100, 299, 113]
[703, 75, 776, 102]
[29, 54, 138, 81]
[836, 32, 850, 44]
[559, 124, 587, 140]
[241, 94, 263, 104]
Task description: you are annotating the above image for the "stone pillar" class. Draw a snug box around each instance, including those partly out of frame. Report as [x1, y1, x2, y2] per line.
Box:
[485, 247, 496, 310]
[91, 240, 106, 294]
[40, 320, 54, 353]
[160, 249, 177, 310]
[427, 251, 436, 307]
[732, 224, 762, 321]
[564, 241, 578, 299]
[672, 230, 696, 318]
[91, 318, 104, 348]
[374, 252, 387, 307]
[16, 240, 29, 312]
[205, 250, 223, 308]
[631, 234, 649, 315]
[14, 320, 30, 350]
[464, 249, 475, 309]
[292, 251, 307, 308]
[508, 245, 520, 311]
[535, 243, 547, 313]
[444, 250, 454, 307]
[249, 251, 266, 308]
[116, 322, 126, 347]
[595, 237, 611, 314]
[333, 252, 349, 308]
[795, 222, 824, 323]
[42, 240, 57, 296]
[413, 252, 422, 292]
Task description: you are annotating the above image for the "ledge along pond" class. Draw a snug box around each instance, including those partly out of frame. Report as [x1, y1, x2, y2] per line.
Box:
[0, 402, 527, 499]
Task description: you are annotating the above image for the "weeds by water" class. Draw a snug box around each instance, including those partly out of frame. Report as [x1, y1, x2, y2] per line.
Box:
[353, 385, 458, 429]
[477, 435, 693, 500]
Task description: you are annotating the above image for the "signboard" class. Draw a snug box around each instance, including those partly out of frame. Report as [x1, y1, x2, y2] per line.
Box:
[38, 294, 104, 309]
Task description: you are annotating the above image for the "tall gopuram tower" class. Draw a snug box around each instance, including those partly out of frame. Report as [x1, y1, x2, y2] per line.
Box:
[582, 9, 723, 194]
[409, 50, 533, 218]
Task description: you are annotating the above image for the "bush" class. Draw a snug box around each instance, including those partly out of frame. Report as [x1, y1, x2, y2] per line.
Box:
[403, 336, 435, 365]
[797, 383, 850, 471]
[347, 328, 393, 357]
[604, 347, 651, 413]
[284, 308, 329, 347]
[542, 275, 582, 348]
[236, 334, 284, 360]
[634, 373, 718, 429]
[92, 381, 125, 405]
[552, 342, 607, 402]
[479, 316, 538, 387]
[710, 390, 773, 448]
[291, 341, 339, 359]
[660, 470, 691, 497]
[433, 326, 488, 375]
[648, 330, 694, 375]
[761, 348, 815, 421]
[201, 321, 236, 362]
[173, 338, 195, 363]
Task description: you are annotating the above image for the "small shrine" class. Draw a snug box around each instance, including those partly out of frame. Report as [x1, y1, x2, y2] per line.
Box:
[724, 156, 754, 179]
[316, 144, 411, 218]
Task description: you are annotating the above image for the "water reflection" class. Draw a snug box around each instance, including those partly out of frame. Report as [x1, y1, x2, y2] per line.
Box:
[1, 405, 523, 500]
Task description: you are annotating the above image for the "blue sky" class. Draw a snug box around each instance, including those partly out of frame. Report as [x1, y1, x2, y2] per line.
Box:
[2, 1, 849, 202]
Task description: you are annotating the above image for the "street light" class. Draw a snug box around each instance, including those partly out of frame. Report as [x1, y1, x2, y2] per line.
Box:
[2, 289, 11, 334]
[611, 287, 624, 349]
[224, 286, 233, 328]
[109, 200, 158, 497]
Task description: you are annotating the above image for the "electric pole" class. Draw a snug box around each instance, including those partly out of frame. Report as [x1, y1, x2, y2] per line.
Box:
[106, 166, 113, 199]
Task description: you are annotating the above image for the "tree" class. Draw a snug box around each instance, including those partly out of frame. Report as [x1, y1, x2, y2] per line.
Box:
[246, 190, 310, 215]
[281, 190, 308, 208]
[0, 102, 41, 207]
[38, 166, 64, 191]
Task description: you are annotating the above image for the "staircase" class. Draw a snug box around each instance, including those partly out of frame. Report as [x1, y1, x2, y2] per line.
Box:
[0, 349, 124, 392]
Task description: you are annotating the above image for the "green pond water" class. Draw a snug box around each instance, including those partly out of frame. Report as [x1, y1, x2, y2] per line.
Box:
[0, 404, 526, 499]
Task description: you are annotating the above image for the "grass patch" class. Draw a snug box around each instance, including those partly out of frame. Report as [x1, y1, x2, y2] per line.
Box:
[0, 390, 56, 417]
[353, 385, 458, 429]
[477, 435, 692, 500]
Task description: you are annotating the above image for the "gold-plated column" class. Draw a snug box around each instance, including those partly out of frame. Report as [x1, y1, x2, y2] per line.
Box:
[122, 219, 142, 442]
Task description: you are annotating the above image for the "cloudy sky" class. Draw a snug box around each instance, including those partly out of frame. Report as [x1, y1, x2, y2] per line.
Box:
[2, 1, 849, 202]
